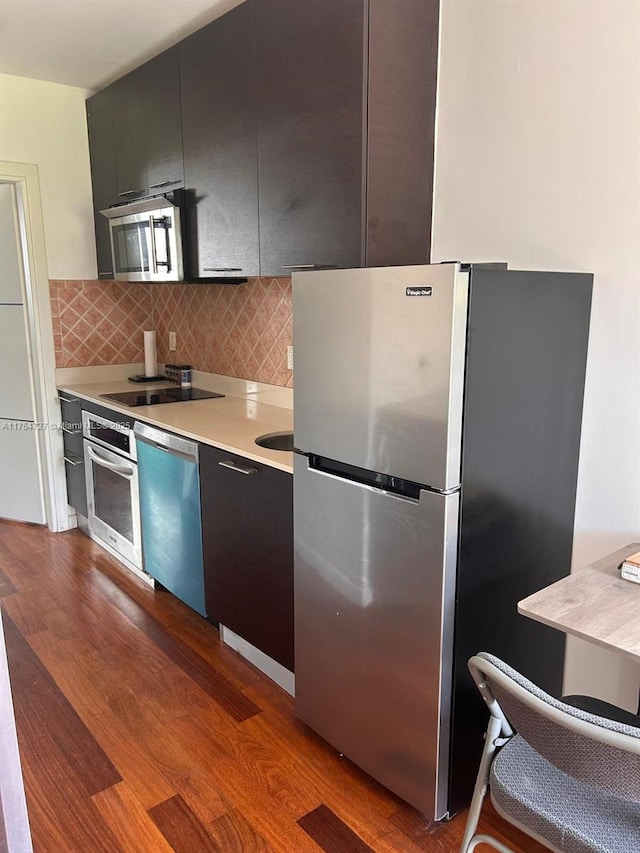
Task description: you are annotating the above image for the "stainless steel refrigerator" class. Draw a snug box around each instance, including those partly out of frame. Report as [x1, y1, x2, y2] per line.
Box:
[292, 262, 592, 820]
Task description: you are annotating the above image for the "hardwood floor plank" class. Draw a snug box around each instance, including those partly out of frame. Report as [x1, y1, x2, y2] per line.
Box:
[165, 608, 261, 691]
[0, 586, 59, 636]
[27, 632, 228, 816]
[148, 794, 222, 853]
[298, 803, 375, 853]
[169, 711, 321, 816]
[165, 715, 321, 852]
[2, 609, 121, 797]
[17, 767, 120, 853]
[2, 624, 124, 852]
[373, 828, 445, 853]
[0, 566, 17, 597]
[25, 644, 176, 810]
[242, 707, 405, 845]
[92, 781, 175, 853]
[209, 807, 274, 853]
[87, 568, 262, 722]
[388, 805, 456, 851]
[0, 524, 50, 578]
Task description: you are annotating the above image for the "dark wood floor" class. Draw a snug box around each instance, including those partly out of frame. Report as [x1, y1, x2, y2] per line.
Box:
[0, 519, 547, 852]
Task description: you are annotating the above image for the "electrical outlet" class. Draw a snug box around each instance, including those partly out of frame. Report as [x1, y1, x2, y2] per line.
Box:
[287, 345, 294, 370]
[169, 331, 176, 351]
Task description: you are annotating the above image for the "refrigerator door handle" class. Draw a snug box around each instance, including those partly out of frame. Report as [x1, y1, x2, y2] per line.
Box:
[304, 453, 454, 502]
[309, 466, 420, 504]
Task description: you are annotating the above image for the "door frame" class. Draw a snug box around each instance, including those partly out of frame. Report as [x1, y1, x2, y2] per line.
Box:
[0, 161, 71, 532]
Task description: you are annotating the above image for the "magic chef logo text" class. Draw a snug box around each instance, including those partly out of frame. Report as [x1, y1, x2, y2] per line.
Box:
[405, 286, 433, 297]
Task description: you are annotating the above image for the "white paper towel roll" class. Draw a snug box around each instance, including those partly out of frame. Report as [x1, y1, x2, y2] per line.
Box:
[143, 330, 157, 377]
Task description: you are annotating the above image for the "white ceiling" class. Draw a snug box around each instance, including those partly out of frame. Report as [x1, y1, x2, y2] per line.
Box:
[0, 0, 245, 91]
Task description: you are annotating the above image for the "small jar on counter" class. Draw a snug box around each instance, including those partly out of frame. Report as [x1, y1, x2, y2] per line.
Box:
[165, 363, 179, 384]
[180, 365, 192, 388]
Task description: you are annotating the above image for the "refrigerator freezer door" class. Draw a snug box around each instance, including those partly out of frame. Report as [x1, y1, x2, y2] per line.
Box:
[294, 454, 459, 819]
[293, 264, 469, 491]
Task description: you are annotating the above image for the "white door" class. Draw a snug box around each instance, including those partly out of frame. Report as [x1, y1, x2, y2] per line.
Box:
[0, 306, 36, 421]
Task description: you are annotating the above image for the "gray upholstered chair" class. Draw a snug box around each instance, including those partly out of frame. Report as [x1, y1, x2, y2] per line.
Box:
[460, 653, 640, 853]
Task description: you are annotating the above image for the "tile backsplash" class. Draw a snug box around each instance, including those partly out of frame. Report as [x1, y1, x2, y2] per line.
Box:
[50, 277, 293, 387]
[50, 280, 153, 368]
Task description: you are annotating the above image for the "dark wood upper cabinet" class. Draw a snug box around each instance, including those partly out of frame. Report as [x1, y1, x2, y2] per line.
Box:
[256, 0, 365, 275]
[86, 88, 117, 277]
[111, 65, 148, 200]
[255, 0, 439, 276]
[144, 48, 184, 193]
[90, 48, 183, 208]
[180, 1, 260, 279]
[366, 0, 439, 266]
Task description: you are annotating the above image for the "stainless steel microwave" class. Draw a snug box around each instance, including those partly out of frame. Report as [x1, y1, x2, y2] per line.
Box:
[100, 190, 185, 282]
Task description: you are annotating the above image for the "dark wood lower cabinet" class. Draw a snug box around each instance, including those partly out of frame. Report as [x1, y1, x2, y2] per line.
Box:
[199, 445, 294, 672]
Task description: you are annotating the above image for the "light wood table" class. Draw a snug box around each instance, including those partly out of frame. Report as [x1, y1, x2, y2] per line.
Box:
[518, 543, 640, 663]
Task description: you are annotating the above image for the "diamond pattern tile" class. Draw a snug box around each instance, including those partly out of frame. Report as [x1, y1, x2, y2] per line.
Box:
[50, 277, 294, 387]
[50, 280, 153, 369]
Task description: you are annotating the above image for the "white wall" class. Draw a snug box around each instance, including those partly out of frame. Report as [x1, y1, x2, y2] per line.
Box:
[433, 1, 640, 708]
[0, 73, 96, 279]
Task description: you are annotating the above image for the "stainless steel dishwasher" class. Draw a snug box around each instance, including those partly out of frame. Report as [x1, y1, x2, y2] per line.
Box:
[134, 422, 206, 617]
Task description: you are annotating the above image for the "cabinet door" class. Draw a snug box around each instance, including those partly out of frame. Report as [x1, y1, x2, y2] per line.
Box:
[365, 0, 438, 266]
[200, 445, 294, 671]
[256, 0, 366, 276]
[86, 89, 117, 277]
[64, 454, 88, 517]
[59, 394, 83, 457]
[59, 394, 87, 515]
[112, 66, 148, 200]
[145, 47, 184, 193]
[180, 1, 260, 279]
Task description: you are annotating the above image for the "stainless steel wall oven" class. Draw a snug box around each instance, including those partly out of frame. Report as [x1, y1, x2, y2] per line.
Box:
[82, 410, 142, 574]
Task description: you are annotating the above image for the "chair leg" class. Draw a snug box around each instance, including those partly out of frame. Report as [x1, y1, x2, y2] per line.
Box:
[467, 834, 515, 853]
[459, 714, 504, 853]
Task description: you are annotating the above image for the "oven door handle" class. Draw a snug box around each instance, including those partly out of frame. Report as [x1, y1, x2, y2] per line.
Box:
[86, 445, 135, 478]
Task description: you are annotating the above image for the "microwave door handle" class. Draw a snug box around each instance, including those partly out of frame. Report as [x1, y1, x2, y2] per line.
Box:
[152, 216, 172, 273]
[148, 215, 158, 275]
[86, 445, 135, 478]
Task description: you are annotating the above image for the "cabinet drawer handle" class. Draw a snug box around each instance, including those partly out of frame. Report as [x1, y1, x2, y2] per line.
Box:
[149, 180, 181, 189]
[64, 455, 84, 467]
[61, 426, 77, 435]
[203, 267, 243, 272]
[58, 394, 76, 403]
[281, 264, 339, 271]
[218, 460, 258, 476]
[281, 264, 316, 270]
[117, 189, 144, 197]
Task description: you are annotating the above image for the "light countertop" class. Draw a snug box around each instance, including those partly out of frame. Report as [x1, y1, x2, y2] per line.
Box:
[58, 375, 294, 474]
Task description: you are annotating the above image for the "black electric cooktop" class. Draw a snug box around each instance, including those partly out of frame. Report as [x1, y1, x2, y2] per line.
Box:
[100, 387, 224, 407]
